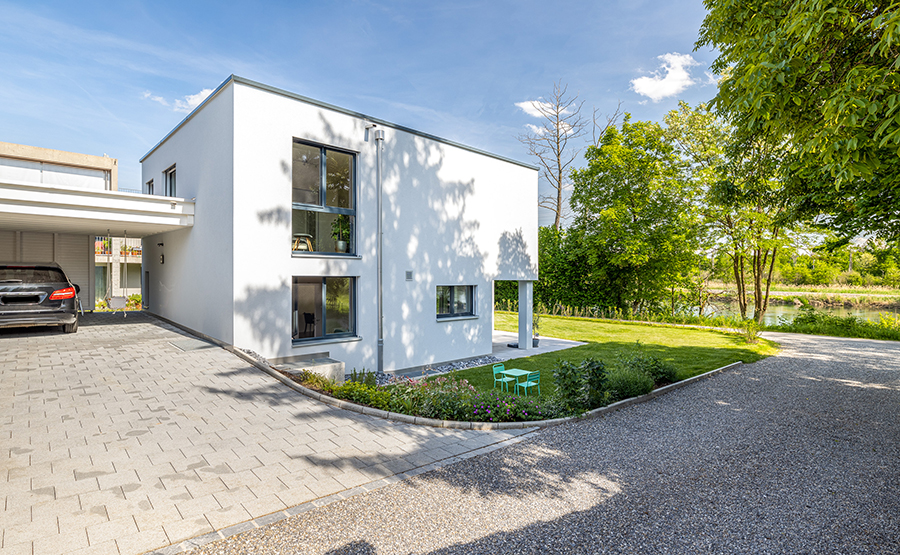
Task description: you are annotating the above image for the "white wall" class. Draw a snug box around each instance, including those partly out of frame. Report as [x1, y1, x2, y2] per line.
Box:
[140, 84, 235, 344]
[230, 81, 538, 371]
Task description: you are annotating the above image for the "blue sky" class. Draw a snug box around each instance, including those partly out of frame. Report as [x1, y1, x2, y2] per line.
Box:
[0, 0, 718, 225]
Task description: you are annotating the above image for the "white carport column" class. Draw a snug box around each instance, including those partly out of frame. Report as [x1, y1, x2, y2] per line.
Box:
[517, 280, 534, 350]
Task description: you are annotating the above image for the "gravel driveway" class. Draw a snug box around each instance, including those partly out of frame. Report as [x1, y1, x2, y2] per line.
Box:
[183, 332, 900, 555]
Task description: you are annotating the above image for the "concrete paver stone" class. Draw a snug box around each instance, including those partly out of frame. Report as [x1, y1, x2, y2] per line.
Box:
[0, 313, 531, 554]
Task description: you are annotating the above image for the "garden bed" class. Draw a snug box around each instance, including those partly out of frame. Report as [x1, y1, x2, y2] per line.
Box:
[275, 314, 777, 424]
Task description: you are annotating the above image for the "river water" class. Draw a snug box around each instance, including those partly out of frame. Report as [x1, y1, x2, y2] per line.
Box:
[703, 302, 899, 326]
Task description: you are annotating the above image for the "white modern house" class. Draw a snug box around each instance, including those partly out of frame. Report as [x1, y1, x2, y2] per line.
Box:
[140, 75, 538, 373]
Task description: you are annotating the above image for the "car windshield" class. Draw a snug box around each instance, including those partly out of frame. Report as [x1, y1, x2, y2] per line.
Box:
[0, 267, 68, 283]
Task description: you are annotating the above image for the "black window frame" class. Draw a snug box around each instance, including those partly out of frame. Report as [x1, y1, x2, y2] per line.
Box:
[436, 285, 476, 318]
[291, 139, 357, 256]
[144, 179, 154, 195]
[292, 276, 357, 344]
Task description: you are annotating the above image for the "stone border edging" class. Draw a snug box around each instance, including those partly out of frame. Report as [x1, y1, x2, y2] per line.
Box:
[229, 346, 742, 430]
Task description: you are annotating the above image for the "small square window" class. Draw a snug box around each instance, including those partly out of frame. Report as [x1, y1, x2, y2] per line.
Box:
[436, 285, 475, 318]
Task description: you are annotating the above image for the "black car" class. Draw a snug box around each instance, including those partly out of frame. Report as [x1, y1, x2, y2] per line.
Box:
[0, 262, 81, 333]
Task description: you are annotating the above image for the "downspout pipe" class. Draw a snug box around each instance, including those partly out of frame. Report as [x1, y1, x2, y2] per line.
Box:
[375, 129, 385, 374]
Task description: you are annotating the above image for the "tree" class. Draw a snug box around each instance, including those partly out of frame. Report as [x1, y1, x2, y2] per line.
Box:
[569, 115, 701, 311]
[517, 82, 587, 231]
[667, 102, 790, 323]
[697, 0, 900, 239]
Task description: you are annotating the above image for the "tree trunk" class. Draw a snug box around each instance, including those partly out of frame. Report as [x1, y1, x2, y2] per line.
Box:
[732, 251, 747, 319]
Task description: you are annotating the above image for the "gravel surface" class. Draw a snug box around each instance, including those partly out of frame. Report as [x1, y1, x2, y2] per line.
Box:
[184, 332, 900, 554]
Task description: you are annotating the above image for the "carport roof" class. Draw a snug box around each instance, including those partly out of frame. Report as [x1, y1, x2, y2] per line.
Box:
[0, 179, 194, 237]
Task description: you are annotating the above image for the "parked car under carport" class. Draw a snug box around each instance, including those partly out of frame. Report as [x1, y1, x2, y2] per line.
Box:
[0, 262, 81, 333]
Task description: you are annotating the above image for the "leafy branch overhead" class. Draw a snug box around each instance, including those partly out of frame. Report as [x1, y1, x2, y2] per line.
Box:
[698, 0, 900, 239]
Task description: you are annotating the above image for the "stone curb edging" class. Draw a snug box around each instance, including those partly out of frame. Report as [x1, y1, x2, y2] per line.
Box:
[229, 346, 742, 431]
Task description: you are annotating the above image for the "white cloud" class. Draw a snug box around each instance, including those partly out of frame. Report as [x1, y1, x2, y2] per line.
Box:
[142, 91, 169, 107]
[515, 100, 554, 118]
[173, 88, 214, 113]
[525, 123, 546, 135]
[630, 53, 700, 102]
[142, 88, 214, 113]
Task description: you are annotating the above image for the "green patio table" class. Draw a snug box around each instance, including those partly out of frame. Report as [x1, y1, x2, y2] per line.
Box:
[501, 368, 530, 386]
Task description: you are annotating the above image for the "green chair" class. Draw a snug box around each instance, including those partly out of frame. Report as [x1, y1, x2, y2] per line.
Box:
[493, 363, 515, 392]
[516, 371, 541, 396]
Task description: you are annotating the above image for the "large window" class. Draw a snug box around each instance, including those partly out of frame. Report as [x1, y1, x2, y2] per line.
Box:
[291, 141, 355, 255]
[292, 277, 356, 341]
[436, 285, 475, 318]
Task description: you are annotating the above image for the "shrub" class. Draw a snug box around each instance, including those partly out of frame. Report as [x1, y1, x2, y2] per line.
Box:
[552, 360, 586, 411]
[385, 376, 478, 421]
[606, 367, 654, 402]
[551, 357, 610, 412]
[582, 358, 609, 409]
[463, 390, 573, 422]
[615, 343, 678, 385]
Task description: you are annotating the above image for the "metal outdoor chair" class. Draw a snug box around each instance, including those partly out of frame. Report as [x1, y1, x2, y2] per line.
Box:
[492, 363, 515, 392]
[516, 371, 541, 397]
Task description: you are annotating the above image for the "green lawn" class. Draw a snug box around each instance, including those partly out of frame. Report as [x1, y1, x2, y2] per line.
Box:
[442, 312, 779, 397]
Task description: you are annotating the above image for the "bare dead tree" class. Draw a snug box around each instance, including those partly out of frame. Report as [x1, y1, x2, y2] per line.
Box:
[517, 82, 586, 231]
[592, 101, 623, 146]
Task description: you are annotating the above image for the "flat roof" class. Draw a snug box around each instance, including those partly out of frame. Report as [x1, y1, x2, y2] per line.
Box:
[141, 75, 538, 171]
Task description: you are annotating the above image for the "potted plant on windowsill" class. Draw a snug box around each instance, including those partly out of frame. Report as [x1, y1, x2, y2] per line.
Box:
[331, 214, 351, 253]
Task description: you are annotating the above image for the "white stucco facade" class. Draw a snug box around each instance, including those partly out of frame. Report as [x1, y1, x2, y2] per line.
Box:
[141, 76, 538, 372]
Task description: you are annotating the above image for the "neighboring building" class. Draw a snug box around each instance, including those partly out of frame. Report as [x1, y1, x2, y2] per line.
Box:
[140, 75, 539, 372]
[94, 236, 142, 304]
[0, 141, 194, 309]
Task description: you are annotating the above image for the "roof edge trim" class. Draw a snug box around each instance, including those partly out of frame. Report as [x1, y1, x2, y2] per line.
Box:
[140, 75, 538, 171]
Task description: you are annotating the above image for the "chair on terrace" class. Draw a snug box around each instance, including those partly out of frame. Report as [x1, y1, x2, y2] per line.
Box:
[492, 363, 515, 392]
[516, 371, 541, 397]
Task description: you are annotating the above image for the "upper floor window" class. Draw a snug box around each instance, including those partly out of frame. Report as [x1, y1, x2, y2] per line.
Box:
[164, 165, 176, 197]
[291, 140, 355, 255]
[144, 179, 154, 195]
[437, 285, 475, 318]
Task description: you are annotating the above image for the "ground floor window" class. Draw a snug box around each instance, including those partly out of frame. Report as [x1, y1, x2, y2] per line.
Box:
[436, 285, 475, 317]
[292, 277, 356, 341]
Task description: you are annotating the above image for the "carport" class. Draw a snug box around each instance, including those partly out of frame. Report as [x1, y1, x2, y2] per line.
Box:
[0, 142, 194, 309]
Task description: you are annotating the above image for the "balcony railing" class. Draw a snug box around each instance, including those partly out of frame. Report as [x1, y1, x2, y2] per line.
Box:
[95, 236, 142, 257]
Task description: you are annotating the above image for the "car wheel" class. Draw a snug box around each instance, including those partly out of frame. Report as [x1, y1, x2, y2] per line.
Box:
[62, 318, 78, 334]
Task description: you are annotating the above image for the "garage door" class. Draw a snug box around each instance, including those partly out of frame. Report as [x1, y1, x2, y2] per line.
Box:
[0, 231, 93, 308]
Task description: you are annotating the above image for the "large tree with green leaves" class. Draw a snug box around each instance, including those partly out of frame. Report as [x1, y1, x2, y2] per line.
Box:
[667, 102, 791, 323]
[569, 116, 701, 311]
[697, 0, 900, 239]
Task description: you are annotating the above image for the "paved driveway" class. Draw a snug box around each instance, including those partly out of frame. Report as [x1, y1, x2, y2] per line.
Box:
[183, 331, 900, 555]
[0, 313, 531, 555]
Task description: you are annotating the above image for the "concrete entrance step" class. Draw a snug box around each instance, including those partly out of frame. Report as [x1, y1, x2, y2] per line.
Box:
[276, 357, 345, 383]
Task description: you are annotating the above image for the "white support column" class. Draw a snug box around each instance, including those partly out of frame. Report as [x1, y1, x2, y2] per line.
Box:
[517, 280, 533, 350]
